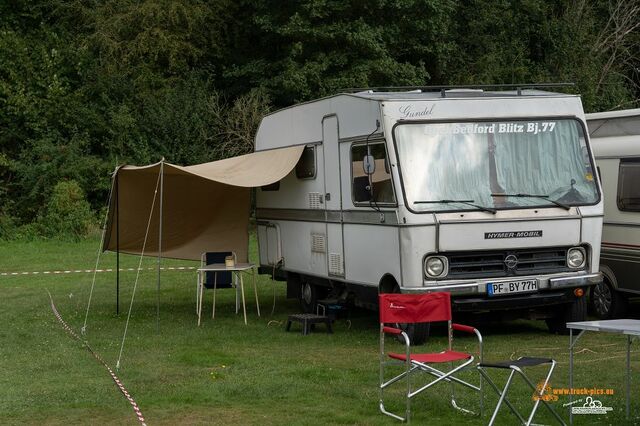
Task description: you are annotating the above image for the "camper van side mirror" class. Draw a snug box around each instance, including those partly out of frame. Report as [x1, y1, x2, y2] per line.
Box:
[363, 154, 376, 175]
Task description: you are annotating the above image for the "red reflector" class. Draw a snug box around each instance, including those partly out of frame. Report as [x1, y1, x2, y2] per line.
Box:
[574, 288, 584, 297]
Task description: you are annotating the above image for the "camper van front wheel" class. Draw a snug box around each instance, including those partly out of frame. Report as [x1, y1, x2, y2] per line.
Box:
[381, 283, 430, 345]
[545, 296, 587, 335]
[395, 322, 430, 346]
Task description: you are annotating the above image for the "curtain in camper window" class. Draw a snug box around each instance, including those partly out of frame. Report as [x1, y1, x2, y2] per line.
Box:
[493, 120, 598, 205]
[395, 124, 493, 210]
[394, 119, 599, 212]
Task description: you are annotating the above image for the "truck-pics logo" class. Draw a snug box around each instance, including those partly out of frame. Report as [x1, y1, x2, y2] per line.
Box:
[571, 396, 613, 415]
[485, 230, 543, 239]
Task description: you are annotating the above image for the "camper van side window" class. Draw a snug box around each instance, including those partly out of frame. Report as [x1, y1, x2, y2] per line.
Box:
[295, 146, 316, 179]
[617, 159, 640, 212]
[351, 142, 396, 205]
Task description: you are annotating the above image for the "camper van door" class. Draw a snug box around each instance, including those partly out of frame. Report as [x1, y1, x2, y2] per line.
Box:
[322, 116, 345, 277]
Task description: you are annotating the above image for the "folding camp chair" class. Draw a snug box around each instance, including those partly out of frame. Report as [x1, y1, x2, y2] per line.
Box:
[379, 292, 483, 422]
[197, 252, 237, 326]
[477, 357, 565, 426]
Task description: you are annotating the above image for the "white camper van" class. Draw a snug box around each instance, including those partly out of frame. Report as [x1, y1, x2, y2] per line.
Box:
[586, 109, 640, 318]
[255, 88, 603, 340]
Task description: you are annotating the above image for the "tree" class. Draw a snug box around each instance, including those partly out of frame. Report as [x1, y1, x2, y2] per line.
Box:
[223, 0, 456, 106]
[441, 0, 639, 112]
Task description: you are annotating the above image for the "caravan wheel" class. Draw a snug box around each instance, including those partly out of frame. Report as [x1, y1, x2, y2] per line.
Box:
[591, 279, 627, 319]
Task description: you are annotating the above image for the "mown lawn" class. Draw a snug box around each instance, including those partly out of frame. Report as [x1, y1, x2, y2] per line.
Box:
[1, 234, 638, 425]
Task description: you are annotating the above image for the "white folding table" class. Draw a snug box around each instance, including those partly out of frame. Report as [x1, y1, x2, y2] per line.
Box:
[196, 263, 260, 326]
[567, 319, 640, 424]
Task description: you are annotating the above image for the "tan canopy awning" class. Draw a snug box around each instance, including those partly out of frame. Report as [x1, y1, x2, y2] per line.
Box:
[103, 145, 304, 262]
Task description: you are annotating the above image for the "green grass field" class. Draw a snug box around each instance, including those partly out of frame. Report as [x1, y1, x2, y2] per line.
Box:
[1, 235, 638, 425]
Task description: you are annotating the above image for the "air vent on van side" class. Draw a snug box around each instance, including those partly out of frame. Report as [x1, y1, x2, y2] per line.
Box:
[309, 192, 322, 209]
[329, 253, 344, 276]
[311, 233, 326, 253]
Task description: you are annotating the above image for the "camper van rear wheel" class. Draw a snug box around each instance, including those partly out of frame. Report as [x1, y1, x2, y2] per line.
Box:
[546, 296, 587, 335]
[300, 282, 319, 313]
[590, 278, 627, 319]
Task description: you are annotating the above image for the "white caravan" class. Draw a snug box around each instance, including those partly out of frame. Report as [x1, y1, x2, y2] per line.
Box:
[255, 88, 603, 340]
[586, 109, 640, 318]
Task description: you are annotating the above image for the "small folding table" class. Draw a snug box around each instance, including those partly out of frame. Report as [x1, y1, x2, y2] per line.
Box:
[567, 319, 640, 424]
[196, 263, 260, 325]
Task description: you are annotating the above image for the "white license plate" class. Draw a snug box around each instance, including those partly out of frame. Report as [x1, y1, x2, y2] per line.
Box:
[487, 279, 538, 296]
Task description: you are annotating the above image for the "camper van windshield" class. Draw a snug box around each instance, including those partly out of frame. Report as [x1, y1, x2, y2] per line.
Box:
[394, 119, 599, 212]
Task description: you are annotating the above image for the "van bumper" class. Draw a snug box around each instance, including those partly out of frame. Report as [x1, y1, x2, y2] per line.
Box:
[400, 272, 602, 311]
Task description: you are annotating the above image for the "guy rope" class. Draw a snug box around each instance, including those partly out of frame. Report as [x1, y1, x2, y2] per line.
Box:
[47, 290, 147, 426]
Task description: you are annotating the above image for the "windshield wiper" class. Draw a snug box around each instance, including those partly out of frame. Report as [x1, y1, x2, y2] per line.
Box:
[415, 199, 497, 214]
[491, 193, 570, 210]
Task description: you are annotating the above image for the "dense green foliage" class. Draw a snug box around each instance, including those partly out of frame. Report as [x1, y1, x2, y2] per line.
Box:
[37, 180, 94, 240]
[1, 0, 638, 238]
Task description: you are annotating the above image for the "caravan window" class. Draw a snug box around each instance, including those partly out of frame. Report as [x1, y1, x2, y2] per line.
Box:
[351, 142, 395, 204]
[295, 146, 316, 179]
[617, 159, 640, 212]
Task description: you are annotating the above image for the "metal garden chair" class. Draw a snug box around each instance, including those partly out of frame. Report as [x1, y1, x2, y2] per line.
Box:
[379, 292, 483, 422]
[197, 251, 237, 325]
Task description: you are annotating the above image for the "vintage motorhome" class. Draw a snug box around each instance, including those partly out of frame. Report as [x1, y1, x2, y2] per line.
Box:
[255, 88, 603, 340]
[586, 108, 640, 318]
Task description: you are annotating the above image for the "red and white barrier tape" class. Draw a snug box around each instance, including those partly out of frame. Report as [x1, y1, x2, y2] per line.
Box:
[2, 266, 195, 277]
[47, 291, 147, 426]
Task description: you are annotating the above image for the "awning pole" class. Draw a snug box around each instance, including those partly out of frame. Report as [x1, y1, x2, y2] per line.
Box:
[116, 171, 120, 315]
[156, 160, 164, 332]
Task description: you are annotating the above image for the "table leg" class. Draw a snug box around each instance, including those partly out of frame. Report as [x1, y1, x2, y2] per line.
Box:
[198, 273, 204, 326]
[253, 269, 260, 317]
[212, 273, 217, 319]
[235, 273, 240, 314]
[627, 335, 631, 419]
[196, 272, 199, 314]
[569, 329, 573, 425]
[568, 329, 586, 425]
[240, 273, 247, 325]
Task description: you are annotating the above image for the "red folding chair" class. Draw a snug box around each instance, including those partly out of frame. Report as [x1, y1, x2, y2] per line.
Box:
[379, 292, 483, 422]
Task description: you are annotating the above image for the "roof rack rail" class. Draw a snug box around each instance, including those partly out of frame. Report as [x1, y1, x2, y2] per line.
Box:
[342, 83, 575, 98]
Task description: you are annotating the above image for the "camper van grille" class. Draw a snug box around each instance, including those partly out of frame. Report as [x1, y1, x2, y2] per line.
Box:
[445, 247, 570, 279]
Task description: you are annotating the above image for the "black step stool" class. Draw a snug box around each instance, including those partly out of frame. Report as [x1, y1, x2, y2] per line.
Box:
[286, 313, 333, 335]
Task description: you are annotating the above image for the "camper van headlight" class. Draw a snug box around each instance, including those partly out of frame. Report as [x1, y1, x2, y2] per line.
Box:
[424, 256, 448, 278]
[567, 247, 586, 269]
